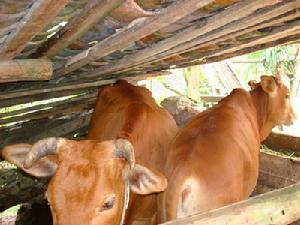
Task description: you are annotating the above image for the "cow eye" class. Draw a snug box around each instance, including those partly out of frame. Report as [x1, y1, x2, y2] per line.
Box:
[99, 196, 115, 212]
[285, 94, 290, 99]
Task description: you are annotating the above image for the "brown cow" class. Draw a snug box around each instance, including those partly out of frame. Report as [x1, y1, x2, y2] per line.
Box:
[88, 80, 178, 225]
[159, 75, 296, 222]
[2, 80, 178, 225]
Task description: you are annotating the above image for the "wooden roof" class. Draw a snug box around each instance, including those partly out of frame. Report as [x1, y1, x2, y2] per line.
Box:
[0, 0, 300, 146]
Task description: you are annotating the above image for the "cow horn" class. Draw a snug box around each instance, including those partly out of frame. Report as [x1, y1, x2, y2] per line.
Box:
[113, 139, 135, 169]
[24, 137, 65, 169]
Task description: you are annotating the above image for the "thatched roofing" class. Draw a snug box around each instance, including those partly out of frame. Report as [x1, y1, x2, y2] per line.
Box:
[0, 0, 300, 146]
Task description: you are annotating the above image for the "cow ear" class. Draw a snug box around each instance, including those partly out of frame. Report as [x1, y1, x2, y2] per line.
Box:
[1, 144, 57, 177]
[126, 164, 167, 195]
[248, 80, 259, 90]
[260, 75, 277, 93]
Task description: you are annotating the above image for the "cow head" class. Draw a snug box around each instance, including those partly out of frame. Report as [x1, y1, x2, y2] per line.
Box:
[1, 138, 167, 225]
[248, 75, 296, 140]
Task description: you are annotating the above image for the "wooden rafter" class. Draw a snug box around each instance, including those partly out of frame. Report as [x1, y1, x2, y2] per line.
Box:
[54, 0, 216, 77]
[76, 0, 282, 79]
[200, 19, 300, 61]
[31, 0, 125, 58]
[150, 1, 300, 67]
[0, 71, 168, 100]
[123, 9, 300, 76]
[0, 59, 53, 83]
[0, 0, 70, 60]
[0, 79, 114, 100]
[112, 2, 300, 76]
[176, 32, 300, 68]
[0, 92, 97, 119]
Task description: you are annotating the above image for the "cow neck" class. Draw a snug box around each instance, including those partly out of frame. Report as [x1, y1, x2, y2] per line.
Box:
[250, 88, 273, 141]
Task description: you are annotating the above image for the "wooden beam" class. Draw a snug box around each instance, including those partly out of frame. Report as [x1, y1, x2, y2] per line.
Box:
[263, 131, 300, 155]
[199, 19, 300, 62]
[0, 0, 71, 60]
[0, 88, 99, 109]
[152, 0, 300, 66]
[0, 79, 114, 100]
[119, 8, 300, 75]
[31, 0, 125, 58]
[0, 98, 95, 125]
[0, 92, 97, 119]
[0, 113, 92, 148]
[0, 71, 169, 101]
[0, 59, 53, 83]
[78, 0, 282, 79]
[257, 151, 300, 194]
[177, 32, 300, 68]
[54, 0, 215, 76]
[162, 182, 300, 225]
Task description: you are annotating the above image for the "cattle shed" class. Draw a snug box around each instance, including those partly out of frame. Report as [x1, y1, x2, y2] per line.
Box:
[0, 0, 300, 224]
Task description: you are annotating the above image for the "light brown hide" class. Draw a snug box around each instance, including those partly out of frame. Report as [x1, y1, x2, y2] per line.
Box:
[88, 80, 178, 224]
[159, 76, 295, 222]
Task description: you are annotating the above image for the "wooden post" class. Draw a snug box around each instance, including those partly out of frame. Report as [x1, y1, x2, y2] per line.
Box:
[161, 182, 300, 225]
[185, 66, 201, 102]
[0, 59, 53, 83]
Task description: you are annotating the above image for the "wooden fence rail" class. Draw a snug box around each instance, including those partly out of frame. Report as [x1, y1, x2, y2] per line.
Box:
[161, 182, 300, 225]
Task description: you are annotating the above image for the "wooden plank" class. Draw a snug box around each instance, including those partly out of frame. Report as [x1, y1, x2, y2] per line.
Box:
[0, 113, 92, 148]
[152, 0, 300, 66]
[263, 131, 300, 155]
[255, 152, 300, 195]
[0, 92, 97, 118]
[0, 79, 114, 100]
[177, 32, 300, 68]
[0, 71, 168, 101]
[161, 182, 300, 225]
[107, 1, 300, 76]
[258, 152, 300, 191]
[199, 19, 300, 62]
[0, 59, 53, 83]
[0, 98, 95, 125]
[0, 0, 70, 60]
[32, 0, 125, 58]
[0, 88, 99, 108]
[200, 95, 224, 103]
[78, 0, 282, 79]
[118, 8, 300, 73]
[54, 0, 215, 76]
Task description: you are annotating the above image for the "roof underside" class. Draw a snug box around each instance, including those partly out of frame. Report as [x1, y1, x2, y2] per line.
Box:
[0, 0, 300, 145]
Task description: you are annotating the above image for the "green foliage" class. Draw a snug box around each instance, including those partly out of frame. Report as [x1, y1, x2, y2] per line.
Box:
[147, 44, 299, 106]
[230, 44, 299, 87]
